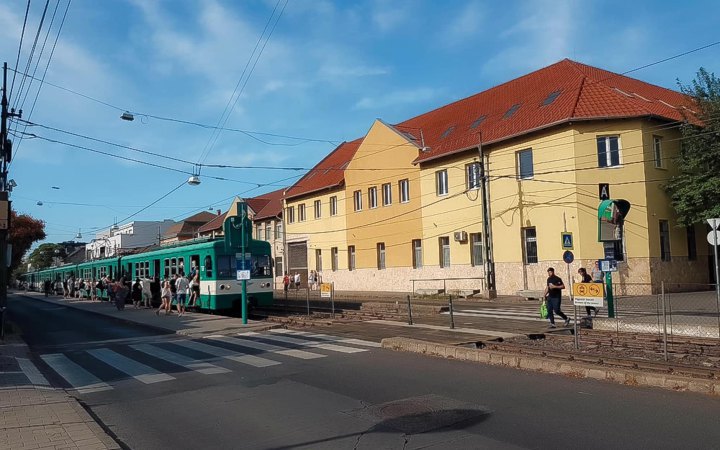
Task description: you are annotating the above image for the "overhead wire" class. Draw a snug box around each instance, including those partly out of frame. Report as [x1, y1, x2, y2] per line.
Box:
[8, 0, 32, 103]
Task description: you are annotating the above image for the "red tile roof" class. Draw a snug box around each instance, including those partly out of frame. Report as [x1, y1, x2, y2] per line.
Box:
[162, 211, 217, 239]
[197, 211, 226, 233]
[250, 188, 286, 220]
[284, 139, 363, 200]
[407, 59, 694, 163]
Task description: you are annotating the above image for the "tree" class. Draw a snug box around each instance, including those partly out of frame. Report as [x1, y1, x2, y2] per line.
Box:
[9, 211, 46, 275]
[665, 68, 720, 226]
[27, 243, 67, 271]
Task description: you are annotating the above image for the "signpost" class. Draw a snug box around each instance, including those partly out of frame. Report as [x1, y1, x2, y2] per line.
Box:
[708, 218, 720, 323]
[572, 282, 604, 307]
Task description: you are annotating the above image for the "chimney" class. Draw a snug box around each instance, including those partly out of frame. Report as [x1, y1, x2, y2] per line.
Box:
[217, 210, 221, 215]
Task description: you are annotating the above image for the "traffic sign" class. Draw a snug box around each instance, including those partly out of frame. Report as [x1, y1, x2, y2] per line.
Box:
[599, 183, 610, 200]
[236, 270, 251, 280]
[707, 218, 720, 230]
[563, 250, 574, 264]
[573, 282, 604, 307]
[708, 230, 720, 246]
[320, 283, 332, 298]
[561, 232, 574, 250]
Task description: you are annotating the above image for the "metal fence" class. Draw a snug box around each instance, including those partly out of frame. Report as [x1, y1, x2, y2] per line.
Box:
[586, 282, 720, 360]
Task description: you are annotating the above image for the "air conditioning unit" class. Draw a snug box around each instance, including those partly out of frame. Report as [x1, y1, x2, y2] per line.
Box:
[453, 231, 468, 242]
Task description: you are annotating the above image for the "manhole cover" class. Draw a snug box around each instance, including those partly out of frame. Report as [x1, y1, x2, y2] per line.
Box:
[350, 394, 491, 434]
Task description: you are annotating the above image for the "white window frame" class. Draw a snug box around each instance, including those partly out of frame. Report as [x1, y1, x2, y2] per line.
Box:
[466, 163, 481, 189]
[439, 236, 450, 268]
[412, 239, 422, 269]
[368, 186, 378, 209]
[377, 243, 386, 270]
[330, 196, 338, 216]
[298, 203, 306, 222]
[399, 179, 410, 203]
[314, 200, 322, 219]
[348, 245, 356, 271]
[436, 170, 448, 196]
[382, 183, 392, 206]
[597, 135, 622, 168]
[522, 227, 538, 265]
[287, 206, 295, 224]
[353, 190, 363, 212]
[265, 222, 271, 240]
[331, 247, 338, 271]
[653, 136, 664, 169]
[517, 149, 534, 180]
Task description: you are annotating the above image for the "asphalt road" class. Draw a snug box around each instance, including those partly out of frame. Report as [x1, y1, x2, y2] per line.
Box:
[10, 295, 720, 449]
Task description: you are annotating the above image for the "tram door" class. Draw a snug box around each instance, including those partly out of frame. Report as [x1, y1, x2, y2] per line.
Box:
[153, 260, 160, 279]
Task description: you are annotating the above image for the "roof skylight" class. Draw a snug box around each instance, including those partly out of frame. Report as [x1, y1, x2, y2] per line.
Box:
[440, 126, 455, 139]
[542, 90, 561, 106]
[503, 103, 521, 119]
[470, 115, 486, 129]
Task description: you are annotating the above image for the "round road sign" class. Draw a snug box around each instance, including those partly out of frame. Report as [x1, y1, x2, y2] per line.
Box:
[563, 250, 574, 264]
[708, 230, 720, 246]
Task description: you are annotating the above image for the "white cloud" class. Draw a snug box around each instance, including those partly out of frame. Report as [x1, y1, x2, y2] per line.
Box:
[371, 0, 409, 32]
[437, 1, 485, 47]
[353, 87, 439, 110]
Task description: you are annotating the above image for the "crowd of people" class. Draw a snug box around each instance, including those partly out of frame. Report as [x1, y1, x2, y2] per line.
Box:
[40, 269, 202, 316]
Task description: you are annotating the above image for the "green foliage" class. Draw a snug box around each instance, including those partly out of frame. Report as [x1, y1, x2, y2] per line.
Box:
[27, 243, 67, 271]
[666, 68, 720, 226]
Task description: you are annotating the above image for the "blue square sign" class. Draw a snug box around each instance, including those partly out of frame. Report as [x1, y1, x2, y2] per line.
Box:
[561, 232, 573, 250]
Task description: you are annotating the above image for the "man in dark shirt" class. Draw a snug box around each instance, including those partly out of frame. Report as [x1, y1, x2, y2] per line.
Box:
[544, 267, 570, 328]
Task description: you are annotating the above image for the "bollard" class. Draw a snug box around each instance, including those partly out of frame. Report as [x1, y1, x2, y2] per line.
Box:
[306, 287, 310, 317]
[330, 282, 335, 319]
[407, 294, 413, 325]
[662, 281, 668, 361]
[448, 295, 455, 329]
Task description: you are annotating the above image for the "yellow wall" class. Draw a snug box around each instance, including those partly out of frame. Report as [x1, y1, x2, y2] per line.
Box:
[343, 120, 423, 269]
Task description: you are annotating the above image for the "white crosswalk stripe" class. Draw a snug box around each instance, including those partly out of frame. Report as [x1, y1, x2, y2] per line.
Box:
[172, 340, 281, 368]
[16, 357, 50, 386]
[87, 348, 175, 384]
[206, 335, 326, 360]
[244, 332, 368, 354]
[41, 353, 112, 393]
[130, 344, 231, 375]
[39, 331, 372, 392]
[269, 329, 382, 348]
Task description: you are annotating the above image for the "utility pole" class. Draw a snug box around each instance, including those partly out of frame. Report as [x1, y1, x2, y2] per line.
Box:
[1, 62, 22, 336]
[478, 135, 496, 299]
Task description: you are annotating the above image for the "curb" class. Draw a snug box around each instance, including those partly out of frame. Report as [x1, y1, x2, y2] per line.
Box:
[381, 337, 720, 396]
[17, 292, 280, 337]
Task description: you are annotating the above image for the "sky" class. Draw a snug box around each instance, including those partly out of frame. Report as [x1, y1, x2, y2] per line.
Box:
[1, 0, 719, 247]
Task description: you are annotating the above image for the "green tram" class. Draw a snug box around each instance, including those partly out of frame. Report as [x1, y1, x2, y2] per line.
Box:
[19, 210, 273, 311]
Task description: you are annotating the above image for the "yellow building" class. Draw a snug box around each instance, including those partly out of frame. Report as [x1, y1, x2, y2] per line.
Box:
[283, 59, 710, 295]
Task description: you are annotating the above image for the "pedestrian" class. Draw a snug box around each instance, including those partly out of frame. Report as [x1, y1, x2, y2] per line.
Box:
[156, 278, 171, 316]
[169, 274, 178, 314]
[543, 267, 570, 328]
[107, 278, 116, 305]
[95, 278, 105, 301]
[114, 277, 129, 310]
[141, 278, 153, 308]
[189, 273, 200, 308]
[176, 271, 189, 317]
[132, 278, 143, 308]
[294, 272, 301, 290]
[578, 268, 598, 317]
[150, 276, 161, 309]
[43, 279, 51, 297]
[283, 272, 290, 295]
[62, 277, 69, 299]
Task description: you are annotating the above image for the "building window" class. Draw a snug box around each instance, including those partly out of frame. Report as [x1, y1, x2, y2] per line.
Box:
[276, 221, 282, 239]
[314, 200, 321, 219]
[315, 249, 322, 272]
[377, 243, 386, 270]
[517, 149, 534, 179]
[659, 220, 671, 261]
[287, 206, 295, 223]
[353, 190, 362, 212]
[597, 136, 621, 168]
[522, 227, 538, 264]
[331, 247, 338, 271]
[330, 196, 338, 216]
[275, 256, 283, 277]
[653, 136, 663, 168]
[412, 239, 422, 269]
[298, 204, 306, 222]
[256, 224, 263, 240]
[466, 163, 481, 189]
[348, 245, 356, 271]
[470, 232, 483, 266]
[686, 226, 697, 261]
[382, 183, 392, 206]
[439, 237, 450, 268]
[368, 186, 378, 209]
[265, 222, 271, 240]
[436, 170, 448, 196]
[399, 179, 410, 203]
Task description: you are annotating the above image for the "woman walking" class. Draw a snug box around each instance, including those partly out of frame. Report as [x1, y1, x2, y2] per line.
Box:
[132, 279, 143, 308]
[156, 278, 172, 316]
[114, 277, 129, 311]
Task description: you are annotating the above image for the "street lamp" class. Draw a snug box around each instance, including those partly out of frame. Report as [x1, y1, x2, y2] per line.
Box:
[75, 229, 82, 240]
[120, 111, 135, 121]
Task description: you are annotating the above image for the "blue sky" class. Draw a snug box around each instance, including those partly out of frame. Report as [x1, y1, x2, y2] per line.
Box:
[1, 0, 719, 246]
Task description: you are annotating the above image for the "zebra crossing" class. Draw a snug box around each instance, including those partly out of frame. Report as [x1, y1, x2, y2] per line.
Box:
[39, 330, 378, 393]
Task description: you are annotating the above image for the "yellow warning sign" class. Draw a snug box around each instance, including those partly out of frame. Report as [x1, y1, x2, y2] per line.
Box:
[320, 282, 332, 298]
[572, 282, 604, 307]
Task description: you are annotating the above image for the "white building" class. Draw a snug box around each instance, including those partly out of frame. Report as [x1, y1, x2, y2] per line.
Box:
[86, 220, 175, 260]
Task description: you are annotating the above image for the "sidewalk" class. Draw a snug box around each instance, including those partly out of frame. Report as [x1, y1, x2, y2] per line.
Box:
[1, 332, 120, 450]
[16, 290, 280, 337]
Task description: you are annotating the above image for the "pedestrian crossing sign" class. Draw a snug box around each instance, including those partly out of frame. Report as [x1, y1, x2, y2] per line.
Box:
[561, 232, 573, 250]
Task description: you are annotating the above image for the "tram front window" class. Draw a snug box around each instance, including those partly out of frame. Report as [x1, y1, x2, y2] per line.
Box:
[217, 255, 237, 279]
[251, 255, 271, 277]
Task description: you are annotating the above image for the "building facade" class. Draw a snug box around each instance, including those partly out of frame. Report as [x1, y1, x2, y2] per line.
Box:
[284, 59, 711, 295]
[86, 220, 175, 260]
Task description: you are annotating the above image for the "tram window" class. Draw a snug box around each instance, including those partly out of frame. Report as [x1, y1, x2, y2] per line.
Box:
[170, 258, 177, 276]
[217, 256, 237, 278]
[251, 255, 271, 277]
[164, 259, 170, 279]
[178, 258, 185, 276]
[204, 255, 213, 278]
